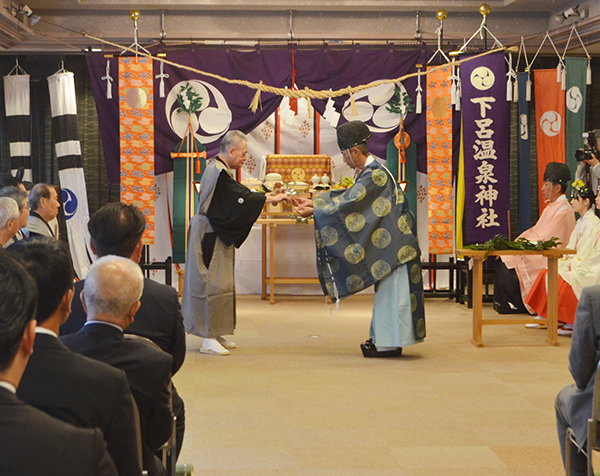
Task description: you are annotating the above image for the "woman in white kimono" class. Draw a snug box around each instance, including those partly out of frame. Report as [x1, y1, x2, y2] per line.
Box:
[525, 180, 600, 335]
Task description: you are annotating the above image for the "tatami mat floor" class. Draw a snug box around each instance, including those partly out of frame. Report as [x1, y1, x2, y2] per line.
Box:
[174, 295, 572, 475]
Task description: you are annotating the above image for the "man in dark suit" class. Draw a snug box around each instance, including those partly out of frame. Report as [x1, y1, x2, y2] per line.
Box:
[555, 284, 600, 476]
[61, 255, 173, 476]
[0, 248, 118, 476]
[61, 201, 186, 458]
[10, 238, 142, 476]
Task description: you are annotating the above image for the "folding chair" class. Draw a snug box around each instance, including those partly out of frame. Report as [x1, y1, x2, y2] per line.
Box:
[130, 394, 148, 476]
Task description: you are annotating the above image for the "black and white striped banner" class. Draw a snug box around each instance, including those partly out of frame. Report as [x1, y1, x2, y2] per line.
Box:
[47, 71, 92, 278]
[3, 74, 32, 182]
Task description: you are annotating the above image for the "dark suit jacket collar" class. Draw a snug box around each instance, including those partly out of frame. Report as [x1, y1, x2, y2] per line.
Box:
[81, 321, 124, 339]
[0, 386, 21, 405]
[33, 332, 70, 351]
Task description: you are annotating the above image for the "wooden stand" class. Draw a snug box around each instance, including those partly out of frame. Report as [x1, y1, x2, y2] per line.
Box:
[455, 248, 576, 347]
[256, 218, 320, 304]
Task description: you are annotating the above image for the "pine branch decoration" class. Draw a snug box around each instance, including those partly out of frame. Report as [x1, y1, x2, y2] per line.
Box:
[176, 83, 203, 114]
[386, 85, 415, 115]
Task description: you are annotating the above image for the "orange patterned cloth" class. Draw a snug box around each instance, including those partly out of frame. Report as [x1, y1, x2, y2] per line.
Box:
[426, 65, 453, 254]
[119, 57, 154, 244]
[266, 154, 331, 183]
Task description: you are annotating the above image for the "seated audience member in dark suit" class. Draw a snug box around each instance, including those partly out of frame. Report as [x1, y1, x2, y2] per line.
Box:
[11, 238, 142, 476]
[555, 284, 600, 476]
[0, 248, 118, 476]
[61, 255, 173, 476]
[61, 201, 186, 458]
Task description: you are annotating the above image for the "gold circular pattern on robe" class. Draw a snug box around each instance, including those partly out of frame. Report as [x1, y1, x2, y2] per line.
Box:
[372, 197, 392, 217]
[346, 275, 365, 293]
[410, 263, 422, 284]
[397, 214, 413, 234]
[315, 229, 325, 249]
[345, 212, 366, 233]
[398, 245, 418, 263]
[326, 282, 336, 297]
[396, 191, 405, 204]
[371, 260, 391, 280]
[347, 183, 367, 202]
[320, 226, 339, 247]
[411, 293, 418, 312]
[313, 198, 327, 209]
[371, 169, 388, 187]
[371, 228, 392, 249]
[322, 199, 340, 215]
[344, 243, 366, 264]
[416, 317, 425, 338]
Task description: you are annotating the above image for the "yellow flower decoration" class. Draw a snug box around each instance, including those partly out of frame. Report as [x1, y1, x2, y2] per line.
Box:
[572, 179, 590, 197]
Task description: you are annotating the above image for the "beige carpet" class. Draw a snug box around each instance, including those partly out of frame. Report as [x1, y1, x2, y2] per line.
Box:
[174, 295, 572, 475]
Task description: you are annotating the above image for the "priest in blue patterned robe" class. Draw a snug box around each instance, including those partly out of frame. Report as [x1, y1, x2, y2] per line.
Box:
[294, 121, 425, 357]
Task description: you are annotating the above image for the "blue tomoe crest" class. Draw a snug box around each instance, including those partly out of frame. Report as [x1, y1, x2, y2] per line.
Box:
[61, 188, 78, 220]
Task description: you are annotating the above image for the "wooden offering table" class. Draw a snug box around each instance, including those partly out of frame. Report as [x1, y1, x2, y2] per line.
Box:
[455, 248, 576, 347]
[256, 217, 319, 304]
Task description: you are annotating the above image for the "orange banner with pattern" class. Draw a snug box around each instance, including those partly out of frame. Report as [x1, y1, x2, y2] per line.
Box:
[119, 56, 154, 243]
[426, 65, 453, 254]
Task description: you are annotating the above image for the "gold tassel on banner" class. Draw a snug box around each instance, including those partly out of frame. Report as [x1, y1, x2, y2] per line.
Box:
[526, 71, 532, 101]
[349, 88, 358, 116]
[513, 79, 519, 102]
[249, 81, 263, 113]
[556, 63, 562, 83]
[561, 66, 567, 91]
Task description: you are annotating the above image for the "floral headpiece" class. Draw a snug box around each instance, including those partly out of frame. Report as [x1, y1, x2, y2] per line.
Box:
[572, 179, 590, 197]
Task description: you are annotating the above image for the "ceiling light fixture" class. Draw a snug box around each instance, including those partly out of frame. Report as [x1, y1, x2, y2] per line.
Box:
[17, 4, 40, 25]
[554, 4, 589, 24]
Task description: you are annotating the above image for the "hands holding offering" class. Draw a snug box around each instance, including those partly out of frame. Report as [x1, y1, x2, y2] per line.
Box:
[293, 196, 314, 218]
[265, 192, 291, 205]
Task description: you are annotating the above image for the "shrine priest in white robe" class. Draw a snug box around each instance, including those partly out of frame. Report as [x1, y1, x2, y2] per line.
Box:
[294, 121, 426, 358]
[182, 131, 289, 356]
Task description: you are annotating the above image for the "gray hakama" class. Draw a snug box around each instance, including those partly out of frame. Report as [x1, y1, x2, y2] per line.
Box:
[182, 157, 265, 339]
